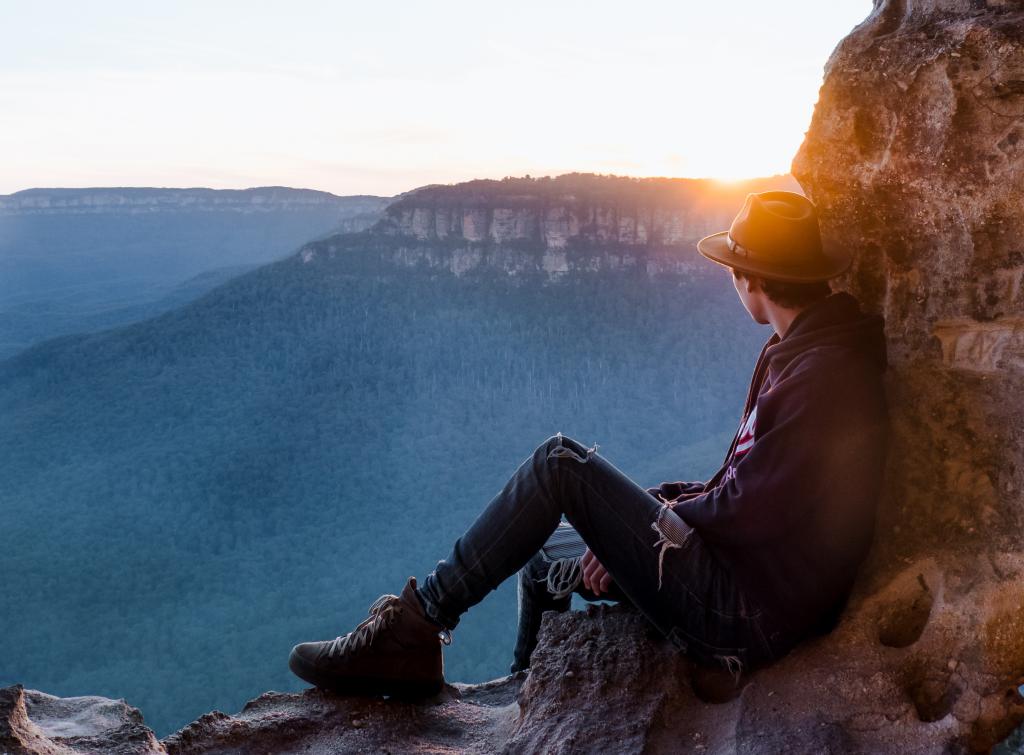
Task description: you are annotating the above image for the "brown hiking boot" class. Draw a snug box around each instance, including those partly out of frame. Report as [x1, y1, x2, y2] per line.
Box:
[288, 577, 449, 698]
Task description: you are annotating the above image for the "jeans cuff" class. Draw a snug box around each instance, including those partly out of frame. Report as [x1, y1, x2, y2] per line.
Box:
[416, 584, 461, 631]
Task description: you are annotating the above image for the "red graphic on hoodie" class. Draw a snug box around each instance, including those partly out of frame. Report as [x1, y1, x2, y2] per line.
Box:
[734, 405, 758, 457]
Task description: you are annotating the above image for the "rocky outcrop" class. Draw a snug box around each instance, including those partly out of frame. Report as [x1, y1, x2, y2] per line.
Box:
[0, 684, 164, 755]
[160, 678, 521, 755]
[511, 601, 1014, 754]
[1, 677, 523, 754]
[8, 595, 1018, 754]
[299, 174, 800, 278]
[791, 0, 1024, 750]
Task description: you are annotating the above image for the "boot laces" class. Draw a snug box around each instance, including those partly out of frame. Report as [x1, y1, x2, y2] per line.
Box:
[544, 556, 583, 600]
[326, 593, 402, 658]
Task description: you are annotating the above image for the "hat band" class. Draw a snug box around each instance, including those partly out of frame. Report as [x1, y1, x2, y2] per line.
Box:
[726, 234, 750, 257]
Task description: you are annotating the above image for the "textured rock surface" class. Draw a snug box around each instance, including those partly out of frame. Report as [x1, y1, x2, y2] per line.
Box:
[792, 0, 1024, 750]
[0, 684, 165, 754]
[514, 586, 1024, 753]
[1, 679, 523, 754]
[161, 679, 521, 755]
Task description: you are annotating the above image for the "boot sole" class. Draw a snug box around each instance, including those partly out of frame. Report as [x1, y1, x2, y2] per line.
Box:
[289, 647, 444, 699]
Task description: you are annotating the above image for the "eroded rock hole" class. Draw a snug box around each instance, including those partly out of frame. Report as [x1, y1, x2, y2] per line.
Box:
[878, 573, 934, 648]
[907, 673, 962, 723]
[689, 665, 748, 705]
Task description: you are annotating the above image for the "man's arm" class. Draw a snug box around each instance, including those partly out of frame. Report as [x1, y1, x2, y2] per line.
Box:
[670, 354, 873, 546]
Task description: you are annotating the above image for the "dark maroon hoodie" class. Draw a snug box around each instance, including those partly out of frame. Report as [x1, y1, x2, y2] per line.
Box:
[663, 292, 888, 644]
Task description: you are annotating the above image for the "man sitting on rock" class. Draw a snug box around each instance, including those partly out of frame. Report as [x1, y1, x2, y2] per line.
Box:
[288, 191, 890, 696]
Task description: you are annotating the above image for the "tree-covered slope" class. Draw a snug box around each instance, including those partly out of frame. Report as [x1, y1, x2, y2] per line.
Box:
[0, 188, 390, 358]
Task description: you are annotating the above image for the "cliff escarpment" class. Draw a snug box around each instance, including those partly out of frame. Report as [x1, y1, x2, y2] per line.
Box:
[376, 174, 799, 248]
[299, 174, 799, 277]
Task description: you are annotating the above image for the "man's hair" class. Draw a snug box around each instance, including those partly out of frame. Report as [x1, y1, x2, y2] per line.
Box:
[732, 269, 831, 310]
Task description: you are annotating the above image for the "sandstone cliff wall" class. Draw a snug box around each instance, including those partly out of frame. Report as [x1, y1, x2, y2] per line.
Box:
[381, 200, 734, 249]
[789, 0, 1024, 749]
[301, 175, 799, 278]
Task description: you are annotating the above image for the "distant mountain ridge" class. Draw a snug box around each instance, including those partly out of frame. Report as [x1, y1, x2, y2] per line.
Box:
[0, 186, 388, 218]
[0, 186, 392, 359]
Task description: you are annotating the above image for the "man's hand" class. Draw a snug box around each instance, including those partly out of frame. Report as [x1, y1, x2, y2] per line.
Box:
[647, 481, 707, 502]
[581, 547, 613, 596]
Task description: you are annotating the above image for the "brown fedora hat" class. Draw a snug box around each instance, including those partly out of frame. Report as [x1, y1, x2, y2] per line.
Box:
[697, 191, 850, 282]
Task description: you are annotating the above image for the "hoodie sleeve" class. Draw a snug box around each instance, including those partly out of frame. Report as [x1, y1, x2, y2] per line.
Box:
[670, 350, 857, 547]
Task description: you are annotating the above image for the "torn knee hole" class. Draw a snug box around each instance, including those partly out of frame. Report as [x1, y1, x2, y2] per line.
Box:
[546, 431, 599, 463]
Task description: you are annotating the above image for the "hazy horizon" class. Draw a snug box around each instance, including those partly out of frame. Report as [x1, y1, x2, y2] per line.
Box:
[1, 1, 870, 196]
[0, 170, 798, 198]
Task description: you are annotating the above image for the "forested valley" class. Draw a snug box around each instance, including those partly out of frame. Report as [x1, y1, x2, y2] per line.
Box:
[0, 239, 765, 736]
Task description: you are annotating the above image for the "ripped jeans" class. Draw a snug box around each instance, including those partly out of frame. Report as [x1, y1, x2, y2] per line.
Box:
[418, 433, 783, 676]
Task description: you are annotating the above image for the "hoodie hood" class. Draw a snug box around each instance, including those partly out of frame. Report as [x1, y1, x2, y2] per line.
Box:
[766, 292, 888, 377]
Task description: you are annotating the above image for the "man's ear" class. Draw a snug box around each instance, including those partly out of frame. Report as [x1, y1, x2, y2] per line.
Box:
[743, 275, 763, 293]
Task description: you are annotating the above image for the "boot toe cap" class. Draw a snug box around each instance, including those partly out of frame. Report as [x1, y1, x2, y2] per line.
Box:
[289, 642, 322, 679]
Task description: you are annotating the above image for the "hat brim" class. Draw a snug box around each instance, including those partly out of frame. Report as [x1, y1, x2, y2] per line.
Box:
[696, 231, 852, 283]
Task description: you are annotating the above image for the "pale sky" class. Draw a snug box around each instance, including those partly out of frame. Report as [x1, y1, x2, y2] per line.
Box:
[0, 1, 871, 196]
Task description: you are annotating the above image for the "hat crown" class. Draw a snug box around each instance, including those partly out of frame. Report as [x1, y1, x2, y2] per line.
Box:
[696, 190, 851, 282]
[727, 191, 823, 267]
